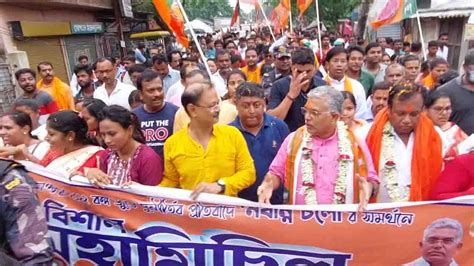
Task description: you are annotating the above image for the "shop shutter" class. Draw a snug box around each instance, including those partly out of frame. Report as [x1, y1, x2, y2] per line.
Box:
[15, 37, 69, 83]
[376, 22, 402, 40]
[63, 35, 98, 76]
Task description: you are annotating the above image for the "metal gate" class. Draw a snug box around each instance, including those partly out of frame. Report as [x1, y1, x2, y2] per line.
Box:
[63, 35, 99, 77]
[0, 63, 16, 115]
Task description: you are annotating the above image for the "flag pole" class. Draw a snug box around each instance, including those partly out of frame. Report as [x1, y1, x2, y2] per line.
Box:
[256, 0, 276, 42]
[315, 0, 323, 58]
[289, 0, 293, 33]
[175, 0, 212, 78]
[416, 10, 427, 61]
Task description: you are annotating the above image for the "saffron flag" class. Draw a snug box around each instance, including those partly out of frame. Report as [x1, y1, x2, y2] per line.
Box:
[153, 0, 189, 47]
[24, 162, 474, 265]
[231, 0, 240, 27]
[370, 0, 417, 29]
[271, 0, 290, 32]
[297, 0, 313, 15]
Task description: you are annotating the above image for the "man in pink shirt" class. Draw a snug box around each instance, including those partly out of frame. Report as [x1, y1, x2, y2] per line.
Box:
[258, 86, 379, 210]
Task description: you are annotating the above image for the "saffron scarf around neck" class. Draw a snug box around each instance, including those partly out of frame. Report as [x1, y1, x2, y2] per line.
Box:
[366, 108, 443, 201]
[284, 125, 367, 204]
[324, 75, 353, 94]
[37, 77, 71, 110]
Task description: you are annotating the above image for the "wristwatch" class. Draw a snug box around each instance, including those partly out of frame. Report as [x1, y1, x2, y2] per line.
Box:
[217, 179, 226, 194]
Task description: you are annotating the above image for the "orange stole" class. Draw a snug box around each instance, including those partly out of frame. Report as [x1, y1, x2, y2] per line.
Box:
[421, 73, 436, 90]
[284, 126, 368, 204]
[324, 76, 354, 94]
[366, 108, 443, 201]
[37, 77, 74, 110]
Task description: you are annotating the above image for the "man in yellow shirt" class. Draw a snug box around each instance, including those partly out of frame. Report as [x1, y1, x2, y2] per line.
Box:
[161, 82, 256, 199]
[36, 61, 75, 110]
[241, 48, 262, 84]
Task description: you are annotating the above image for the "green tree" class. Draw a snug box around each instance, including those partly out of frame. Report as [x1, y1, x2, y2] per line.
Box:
[183, 0, 234, 21]
[132, 0, 155, 13]
[132, 0, 233, 21]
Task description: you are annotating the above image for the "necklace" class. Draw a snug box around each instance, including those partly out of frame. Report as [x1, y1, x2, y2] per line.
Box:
[300, 121, 352, 204]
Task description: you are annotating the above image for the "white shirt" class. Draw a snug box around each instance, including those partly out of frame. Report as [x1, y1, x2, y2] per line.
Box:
[166, 80, 185, 100]
[437, 45, 449, 60]
[327, 76, 370, 120]
[93, 80, 136, 110]
[404, 257, 458, 266]
[384, 48, 395, 57]
[32, 124, 48, 141]
[378, 130, 414, 203]
[38, 114, 49, 126]
[69, 73, 79, 97]
[239, 46, 247, 58]
[211, 72, 228, 97]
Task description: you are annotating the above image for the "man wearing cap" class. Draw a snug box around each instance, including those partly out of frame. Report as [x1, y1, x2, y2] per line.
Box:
[333, 38, 346, 47]
[262, 46, 292, 99]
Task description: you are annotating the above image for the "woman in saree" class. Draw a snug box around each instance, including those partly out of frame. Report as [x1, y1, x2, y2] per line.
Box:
[42, 110, 104, 177]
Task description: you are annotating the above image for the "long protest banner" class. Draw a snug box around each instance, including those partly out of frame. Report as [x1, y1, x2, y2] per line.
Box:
[24, 162, 474, 265]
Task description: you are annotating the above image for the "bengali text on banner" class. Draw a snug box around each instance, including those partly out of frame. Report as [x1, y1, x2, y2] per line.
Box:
[24, 162, 474, 265]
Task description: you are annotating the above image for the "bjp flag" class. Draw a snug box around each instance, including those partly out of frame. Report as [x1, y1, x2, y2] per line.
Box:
[370, 0, 417, 29]
[297, 0, 312, 15]
[153, 0, 189, 47]
[281, 0, 290, 9]
[271, 1, 290, 31]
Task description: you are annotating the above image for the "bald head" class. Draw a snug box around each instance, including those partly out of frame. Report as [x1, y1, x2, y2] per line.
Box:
[182, 82, 213, 114]
[181, 81, 220, 126]
[385, 63, 406, 86]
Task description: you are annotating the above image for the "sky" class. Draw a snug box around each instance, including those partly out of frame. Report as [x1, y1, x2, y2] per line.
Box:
[228, 0, 255, 13]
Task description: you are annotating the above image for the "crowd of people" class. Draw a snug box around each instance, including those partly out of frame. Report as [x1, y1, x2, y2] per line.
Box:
[0, 28, 473, 263]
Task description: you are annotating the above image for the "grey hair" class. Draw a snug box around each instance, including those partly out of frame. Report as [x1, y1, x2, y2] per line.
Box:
[307, 85, 344, 114]
[423, 218, 463, 243]
[386, 63, 406, 76]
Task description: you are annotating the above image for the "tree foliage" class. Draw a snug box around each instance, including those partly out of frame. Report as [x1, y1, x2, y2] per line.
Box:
[183, 0, 234, 21]
[132, 0, 234, 22]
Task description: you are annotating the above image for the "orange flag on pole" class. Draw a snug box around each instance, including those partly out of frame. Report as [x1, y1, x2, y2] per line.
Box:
[152, 0, 189, 47]
[370, 0, 417, 29]
[231, 0, 240, 27]
[297, 0, 312, 15]
[271, 0, 290, 31]
[281, 0, 290, 9]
